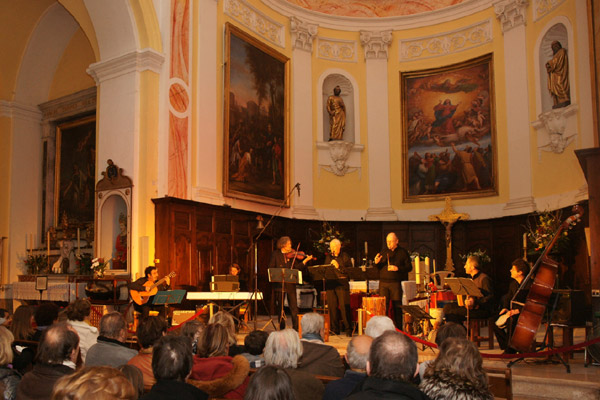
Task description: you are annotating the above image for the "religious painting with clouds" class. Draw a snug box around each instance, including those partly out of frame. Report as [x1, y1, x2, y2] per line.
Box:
[224, 23, 290, 206]
[401, 53, 497, 202]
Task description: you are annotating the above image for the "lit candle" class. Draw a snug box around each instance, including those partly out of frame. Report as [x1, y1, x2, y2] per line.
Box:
[415, 257, 421, 284]
[523, 233, 527, 248]
[47, 231, 50, 258]
[425, 256, 430, 276]
[364, 242, 368, 257]
[30, 234, 33, 256]
[77, 228, 80, 256]
[433, 259, 436, 274]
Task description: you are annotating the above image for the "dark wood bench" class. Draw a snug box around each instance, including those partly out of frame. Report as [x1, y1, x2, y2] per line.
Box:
[484, 366, 513, 400]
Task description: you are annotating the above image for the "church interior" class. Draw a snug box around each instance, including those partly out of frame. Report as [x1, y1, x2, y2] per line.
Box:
[1, 0, 600, 398]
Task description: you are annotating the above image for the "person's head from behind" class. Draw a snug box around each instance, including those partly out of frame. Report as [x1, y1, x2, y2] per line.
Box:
[136, 316, 167, 349]
[11, 305, 34, 340]
[367, 331, 417, 382]
[51, 366, 136, 400]
[181, 320, 205, 342]
[365, 316, 395, 338]
[209, 311, 236, 346]
[426, 337, 488, 389]
[264, 329, 302, 369]
[197, 323, 229, 357]
[300, 312, 324, 338]
[244, 365, 294, 400]
[435, 322, 467, 347]
[244, 330, 269, 356]
[35, 302, 60, 327]
[66, 299, 91, 322]
[0, 326, 14, 366]
[36, 322, 80, 365]
[118, 364, 144, 399]
[99, 312, 128, 342]
[345, 335, 372, 371]
[152, 335, 193, 382]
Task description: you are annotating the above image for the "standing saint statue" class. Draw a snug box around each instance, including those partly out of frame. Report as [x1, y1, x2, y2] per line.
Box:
[327, 85, 346, 140]
[546, 40, 570, 109]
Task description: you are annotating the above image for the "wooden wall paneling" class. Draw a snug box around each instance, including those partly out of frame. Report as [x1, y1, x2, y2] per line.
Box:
[214, 233, 232, 276]
[197, 231, 213, 291]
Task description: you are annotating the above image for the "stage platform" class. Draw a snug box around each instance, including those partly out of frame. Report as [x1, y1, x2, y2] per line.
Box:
[236, 315, 600, 400]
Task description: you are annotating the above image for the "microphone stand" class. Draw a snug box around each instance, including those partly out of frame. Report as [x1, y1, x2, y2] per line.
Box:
[247, 183, 300, 330]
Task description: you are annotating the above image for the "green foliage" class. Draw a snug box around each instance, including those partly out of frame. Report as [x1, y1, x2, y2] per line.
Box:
[76, 253, 94, 275]
[310, 221, 349, 257]
[459, 249, 491, 266]
[23, 254, 48, 275]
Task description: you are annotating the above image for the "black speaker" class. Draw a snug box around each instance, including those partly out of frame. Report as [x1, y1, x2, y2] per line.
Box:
[552, 290, 587, 326]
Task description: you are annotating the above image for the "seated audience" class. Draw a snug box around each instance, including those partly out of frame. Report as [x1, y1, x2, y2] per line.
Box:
[323, 335, 372, 400]
[127, 316, 167, 391]
[418, 322, 466, 379]
[264, 329, 324, 400]
[10, 305, 35, 374]
[86, 312, 138, 367]
[119, 365, 145, 400]
[364, 316, 396, 338]
[346, 330, 428, 400]
[241, 330, 269, 368]
[0, 326, 21, 400]
[51, 365, 136, 400]
[420, 337, 493, 400]
[297, 313, 344, 377]
[244, 365, 294, 400]
[180, 320, 205, 355]
[16, 322, 80, 400]
[32, 303, 60, 341]
[0, 309, 11, 327]
[141, 335, 208, 400]
[65, 299, 98, 362]
[210, 311, 245, 356]
[188, 323, 249, 399]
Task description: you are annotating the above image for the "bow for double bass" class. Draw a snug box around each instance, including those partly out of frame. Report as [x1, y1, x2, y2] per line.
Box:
[508, 205, 583, 353]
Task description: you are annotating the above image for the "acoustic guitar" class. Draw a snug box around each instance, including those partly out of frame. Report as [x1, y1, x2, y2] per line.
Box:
[130, 271, 176, 306]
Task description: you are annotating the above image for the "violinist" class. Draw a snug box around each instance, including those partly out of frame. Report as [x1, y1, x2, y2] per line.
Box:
[373, 232, 412, 328]
[268, 236, 314, 330]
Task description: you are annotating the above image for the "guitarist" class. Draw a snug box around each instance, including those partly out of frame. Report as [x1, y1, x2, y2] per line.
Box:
[129, 266, 171, 319]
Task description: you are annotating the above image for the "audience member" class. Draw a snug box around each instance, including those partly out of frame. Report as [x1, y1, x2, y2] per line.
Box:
[9, 305, 35, 374]
[0, 327, 20, 400]
[210, 311, 245, 356]
[180, 320, 205, 355]
[86, 312, 138, 367]
[187, 323, 249, 399]
[346, 330, 428, 400]
[127, 316, 167, 391]
[244, 365, 294, 400]
[16, 322, 80, 400]
[364, 316, 395, 339]
[420, 337, 493, 400]
[0, 309, 11, 327]
[65, 299, 98, 362]
[264, 329, 324, 400]
[119, 364, 144, 399]
[418, 322, 466, 379]
[241, 330, 269, 368]
[32, 303, 60, 341]
[51, 365, 136, 400]
[141, 335, 208, 400]
[323, 335, 372, 400]
[297, 313, 344, 377]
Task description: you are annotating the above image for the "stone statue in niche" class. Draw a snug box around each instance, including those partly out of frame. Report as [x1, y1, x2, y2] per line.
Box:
[326, 86, 346, 140]
[546, 41, 570, 109]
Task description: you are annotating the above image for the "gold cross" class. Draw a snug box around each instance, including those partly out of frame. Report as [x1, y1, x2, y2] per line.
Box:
[428, 197, 470, 271]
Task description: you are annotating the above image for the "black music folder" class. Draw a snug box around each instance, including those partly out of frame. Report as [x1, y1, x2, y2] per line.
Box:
[268, 268, 302, 284]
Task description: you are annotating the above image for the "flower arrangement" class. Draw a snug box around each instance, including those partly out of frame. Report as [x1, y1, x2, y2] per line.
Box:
[23, 254, 48, 275]
[525, 209, 570, 256]
[91, 258, 109, 278]
[75, 253, 94, 275]
[310, 221, 349, 257]
[459, 249, 491, 266]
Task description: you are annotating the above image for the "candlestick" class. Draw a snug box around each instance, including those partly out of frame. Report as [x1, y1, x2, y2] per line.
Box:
[433, 259, 436, 274]
[364, 242, 368, 258]
[425, 256, 430, 276]
[25, 234, 28, 255]
[77, 228, 80, 256]
[30, 234, 33, 256]
[47, 231, 50, 269]
[415, 257, 421, 284]
[523, 233, 527, 248]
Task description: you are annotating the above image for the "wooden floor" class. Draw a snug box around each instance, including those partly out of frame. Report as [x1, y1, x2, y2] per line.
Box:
[237, 315, 600, 400]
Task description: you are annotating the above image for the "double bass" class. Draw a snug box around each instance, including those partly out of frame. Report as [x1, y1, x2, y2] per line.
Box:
[509, 205, 583, 353]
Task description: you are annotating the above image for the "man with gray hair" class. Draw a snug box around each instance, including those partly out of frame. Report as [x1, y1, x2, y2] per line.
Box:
[324, 238, 353, 336]
[323, 335, 373, 400]
[297, 312, 344, 377]
[346, 331, 428, 400]
[264, 329, 324, 400]
[365, 315, 396, 338]
[86, 311, 138, 367]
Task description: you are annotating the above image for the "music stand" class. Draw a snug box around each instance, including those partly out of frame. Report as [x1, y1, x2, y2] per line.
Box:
[445, 278, 482, 338]
[308, 265, 344, 307]
[152, 290, 186, 326]
[346, 266, 379, 294]
[269, 268, 302, 329]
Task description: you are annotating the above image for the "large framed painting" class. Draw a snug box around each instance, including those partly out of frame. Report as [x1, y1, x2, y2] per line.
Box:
[54, 115, 96, 225]
[401, 54, 497, 202]
[224, 23, 290, 206]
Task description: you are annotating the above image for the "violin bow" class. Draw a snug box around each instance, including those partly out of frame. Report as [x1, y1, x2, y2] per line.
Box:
[290, 243, 301, 269]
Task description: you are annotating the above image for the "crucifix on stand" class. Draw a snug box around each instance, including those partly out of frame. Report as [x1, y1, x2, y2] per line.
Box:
[428, 197, 469, 272]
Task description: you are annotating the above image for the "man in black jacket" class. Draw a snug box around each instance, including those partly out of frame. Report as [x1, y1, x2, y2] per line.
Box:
[324, 238, 353, 336]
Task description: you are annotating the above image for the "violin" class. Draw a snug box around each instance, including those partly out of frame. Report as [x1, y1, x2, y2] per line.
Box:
[285, 250, 310, 260]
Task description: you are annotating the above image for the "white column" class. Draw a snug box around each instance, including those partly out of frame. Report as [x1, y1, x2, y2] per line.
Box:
[494, 0, 536, 213]
[361, 30, 397, 221]
[291, 17, 320, 219]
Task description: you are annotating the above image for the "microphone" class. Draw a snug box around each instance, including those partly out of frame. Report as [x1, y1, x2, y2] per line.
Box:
[297, 183, 301, 197]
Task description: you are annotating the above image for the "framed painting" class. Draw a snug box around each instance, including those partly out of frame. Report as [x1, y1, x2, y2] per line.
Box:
[401, 54, 497, 202]
[224, 23, 290, 206]
[54, 115, 96, 225]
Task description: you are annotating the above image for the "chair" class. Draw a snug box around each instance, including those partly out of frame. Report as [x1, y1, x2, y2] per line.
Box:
[468, 316, 495, 349]
[484, 366, 513, 399]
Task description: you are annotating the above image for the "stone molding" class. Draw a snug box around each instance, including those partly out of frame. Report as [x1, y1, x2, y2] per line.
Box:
[534, 0, 566, 21]
[0, 101, 42, 122]
[290, 16, 318, 52]
[494, 0, 529, 33]
[37, 87, 97, 122]
[360, 30, 392, 60]
[224, 0, 285, 48]
[317, 37, 357, 62]
[87, 48, 164, 84]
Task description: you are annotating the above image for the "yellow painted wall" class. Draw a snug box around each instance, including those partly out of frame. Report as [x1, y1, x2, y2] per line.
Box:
[0, 117, 13, 241]
[59, 0, 100, 60]
[48, 28, 96, 101]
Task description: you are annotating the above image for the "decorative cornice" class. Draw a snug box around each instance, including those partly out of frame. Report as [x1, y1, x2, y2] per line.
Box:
[224, 0, 285, 48]
[316, 37, 357, 62]
[399, 19, 492, 61]
[87, 48, 165, 84]
[365, 207, 398, 221]
[0, 100, 42, 122]
[534, 0, 565, 21]
[359, 30, 392, 60]
[38, 87, 96, 122]
[290, 16, 318, 52]
[494, 0, 529, 33]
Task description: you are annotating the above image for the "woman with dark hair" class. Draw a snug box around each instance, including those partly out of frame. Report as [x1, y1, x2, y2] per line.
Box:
[180, 320, 205, 355]
[66, 299, 98, 362]
[188, 323, 249, 399]
[244, 365, 294, 400]
[420, 337, 493, 400]
[10, 306, 34, 341]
